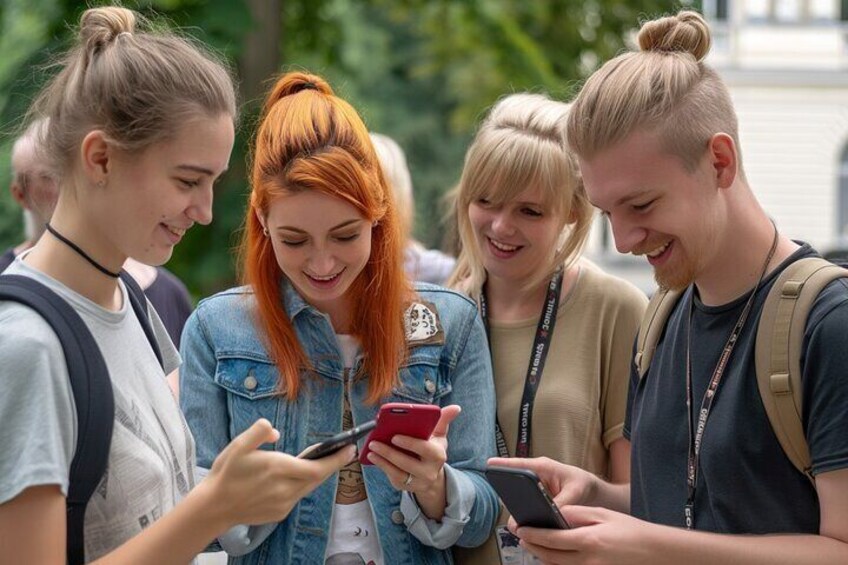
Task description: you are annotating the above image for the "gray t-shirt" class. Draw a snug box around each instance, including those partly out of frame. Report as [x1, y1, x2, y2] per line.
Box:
[0, 257, 191, 561]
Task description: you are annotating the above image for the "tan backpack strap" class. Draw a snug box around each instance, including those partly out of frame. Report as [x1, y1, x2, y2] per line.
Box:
[756, 257, 848, 484]
[635, 288, 684, 378]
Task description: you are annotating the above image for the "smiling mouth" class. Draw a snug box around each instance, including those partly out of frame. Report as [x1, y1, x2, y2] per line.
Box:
[488, 237, 522, 252]
[304, 270, 344, 282]
[645, 241, 671, 258]
[163, 224, 188, 238]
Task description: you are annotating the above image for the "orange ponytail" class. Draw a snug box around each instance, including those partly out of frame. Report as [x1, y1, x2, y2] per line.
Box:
[241, 71, 410, 403]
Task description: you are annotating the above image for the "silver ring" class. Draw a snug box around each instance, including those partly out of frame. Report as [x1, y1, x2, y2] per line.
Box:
[403, 472, 414, 487]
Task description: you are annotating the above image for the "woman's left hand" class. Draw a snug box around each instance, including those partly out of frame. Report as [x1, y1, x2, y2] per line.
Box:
[366, 404, 461, 520]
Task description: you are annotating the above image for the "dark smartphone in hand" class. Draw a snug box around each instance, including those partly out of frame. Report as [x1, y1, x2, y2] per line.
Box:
[485, 465, 570, 529]
[359, 403, 442, 465]
[299, 420, 377, 460]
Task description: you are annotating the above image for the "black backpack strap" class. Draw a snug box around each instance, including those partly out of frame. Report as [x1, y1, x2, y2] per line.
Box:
[0, 275, 114, 565]
[120, 271, 164, 370]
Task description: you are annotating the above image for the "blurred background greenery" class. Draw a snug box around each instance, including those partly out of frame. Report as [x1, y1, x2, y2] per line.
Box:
[0, 0, 688, 298]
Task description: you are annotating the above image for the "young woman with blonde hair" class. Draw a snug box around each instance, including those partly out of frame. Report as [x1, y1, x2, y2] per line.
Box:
[0, 7, 352, 565]
[180, 71, 499, 564]
[449, 93, 647, 564]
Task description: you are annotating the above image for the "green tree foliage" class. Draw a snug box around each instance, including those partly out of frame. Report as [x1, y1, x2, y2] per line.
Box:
[0, 0, 689, 297]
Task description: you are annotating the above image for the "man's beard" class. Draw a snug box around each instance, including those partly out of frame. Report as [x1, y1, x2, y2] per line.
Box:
[654, 247, 698, 291]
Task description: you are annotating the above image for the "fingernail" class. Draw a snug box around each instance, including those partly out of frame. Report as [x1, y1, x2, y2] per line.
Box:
[367, 453, 377, 462]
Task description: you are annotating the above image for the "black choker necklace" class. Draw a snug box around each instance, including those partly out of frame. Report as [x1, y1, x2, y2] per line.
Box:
[45, 223, 121, 278]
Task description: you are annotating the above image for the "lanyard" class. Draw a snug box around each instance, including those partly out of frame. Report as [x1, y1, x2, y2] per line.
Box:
[683, 226, 778, 530]
[481, 269, 564, 458]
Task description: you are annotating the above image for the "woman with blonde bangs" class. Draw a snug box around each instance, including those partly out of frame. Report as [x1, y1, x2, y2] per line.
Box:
[449, 93, 647, 565]
[180, 71, 499, 564]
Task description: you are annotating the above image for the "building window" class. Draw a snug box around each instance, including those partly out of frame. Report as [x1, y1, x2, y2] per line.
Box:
[705, 0, 730, 20]
[746, 0, 840, 22]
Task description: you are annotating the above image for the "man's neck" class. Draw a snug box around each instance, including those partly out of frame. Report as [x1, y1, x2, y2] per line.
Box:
[694, 211, 799, 306]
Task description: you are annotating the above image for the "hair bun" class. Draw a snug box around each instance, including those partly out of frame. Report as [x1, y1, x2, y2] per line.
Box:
[265, 72, 334, 112]
[79, 7, 137, 53]
[637, 10, 711, 61]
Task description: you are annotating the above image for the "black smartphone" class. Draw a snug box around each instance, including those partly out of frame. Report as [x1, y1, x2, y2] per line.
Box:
[299, 420, 377, 460]
[485, 466, 570, 529]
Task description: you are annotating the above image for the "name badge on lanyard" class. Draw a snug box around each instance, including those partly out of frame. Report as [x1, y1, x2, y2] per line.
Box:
[495, 526, 544, 565]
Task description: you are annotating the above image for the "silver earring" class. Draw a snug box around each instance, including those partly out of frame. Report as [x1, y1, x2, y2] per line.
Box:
[97, 180, 105, 188]
[263, 227, 269, 237]
[372, 220, 378, 227]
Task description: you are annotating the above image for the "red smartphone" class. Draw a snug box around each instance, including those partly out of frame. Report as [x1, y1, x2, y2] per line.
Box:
[359, 402, 442, 465]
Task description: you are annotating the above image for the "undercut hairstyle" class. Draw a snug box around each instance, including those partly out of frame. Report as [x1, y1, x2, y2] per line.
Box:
[567, 10, 742, 173]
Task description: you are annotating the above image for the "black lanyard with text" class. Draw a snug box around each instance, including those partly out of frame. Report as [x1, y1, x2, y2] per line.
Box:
[683, 227, 778, 530]
[481, 269, 563, 458]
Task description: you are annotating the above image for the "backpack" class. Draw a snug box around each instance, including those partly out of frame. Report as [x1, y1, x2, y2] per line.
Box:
[634, 257, 848, 485]
[0, 272, 163, 565]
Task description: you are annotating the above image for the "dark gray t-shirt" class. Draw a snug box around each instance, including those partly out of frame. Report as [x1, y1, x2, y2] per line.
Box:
[624, 244, 848, 534]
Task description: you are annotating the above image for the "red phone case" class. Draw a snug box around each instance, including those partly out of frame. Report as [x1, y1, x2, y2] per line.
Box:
[359, 402, 442, 465]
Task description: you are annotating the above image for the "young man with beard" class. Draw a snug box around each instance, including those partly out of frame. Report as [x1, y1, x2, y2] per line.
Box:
[489, 9, 848, 564]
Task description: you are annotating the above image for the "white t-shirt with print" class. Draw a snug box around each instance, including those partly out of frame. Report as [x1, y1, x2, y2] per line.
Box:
[0, 257, 191, 562]
[324, 334, 384, 565]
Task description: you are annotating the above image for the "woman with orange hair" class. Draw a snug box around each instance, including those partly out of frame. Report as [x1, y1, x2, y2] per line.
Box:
[179, 72, 499, 564]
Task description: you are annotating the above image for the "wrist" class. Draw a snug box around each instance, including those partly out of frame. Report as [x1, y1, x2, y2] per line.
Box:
[416, 470, 448, 520]
[187, 475, 232, 535]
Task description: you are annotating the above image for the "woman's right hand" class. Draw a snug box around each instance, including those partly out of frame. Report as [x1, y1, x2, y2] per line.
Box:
[203, 418, 354, 528]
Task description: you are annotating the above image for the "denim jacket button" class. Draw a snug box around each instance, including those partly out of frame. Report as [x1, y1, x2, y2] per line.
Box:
[391, 509, 405, 525]
[244, 372, 258, 391]
[424, 379, 436, 394]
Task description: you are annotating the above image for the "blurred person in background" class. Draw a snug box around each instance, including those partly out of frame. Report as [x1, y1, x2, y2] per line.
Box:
[2, 119, 58, 270]
[448, 92, 647, 565]
[370, 132, 456, 285]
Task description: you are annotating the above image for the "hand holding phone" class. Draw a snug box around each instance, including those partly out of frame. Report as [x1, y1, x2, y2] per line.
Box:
[485, 465, 570, 529]
[299, 420, 377, 460]
[359, 403, 442, 465]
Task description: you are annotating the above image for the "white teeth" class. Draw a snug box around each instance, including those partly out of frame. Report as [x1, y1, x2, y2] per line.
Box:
[165, 225, 186, 237]
[646, 242, 670, 258]
[490, 238, 519, 252]
[308, 273, 339, 281]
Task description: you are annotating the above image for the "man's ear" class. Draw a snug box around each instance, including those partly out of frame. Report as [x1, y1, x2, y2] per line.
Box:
[10, 180, 27, 207]
[708, 133, 737, 190]
[80, 130, 112, 186]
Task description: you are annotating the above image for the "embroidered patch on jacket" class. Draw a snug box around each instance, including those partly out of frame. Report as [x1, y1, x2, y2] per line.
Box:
[404, 301, 444, 346]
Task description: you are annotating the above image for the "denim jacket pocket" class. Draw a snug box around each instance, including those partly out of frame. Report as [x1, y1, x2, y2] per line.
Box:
[391, 354, 452, 405]
[215, 355, 286, 441]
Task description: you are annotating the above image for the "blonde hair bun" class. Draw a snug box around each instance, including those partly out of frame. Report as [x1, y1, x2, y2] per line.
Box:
[637, 10, 711, 62]
[79, 6, 137, 53]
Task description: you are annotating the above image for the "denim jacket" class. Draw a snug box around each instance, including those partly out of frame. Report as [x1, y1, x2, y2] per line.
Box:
[180, 281, 498, 565]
